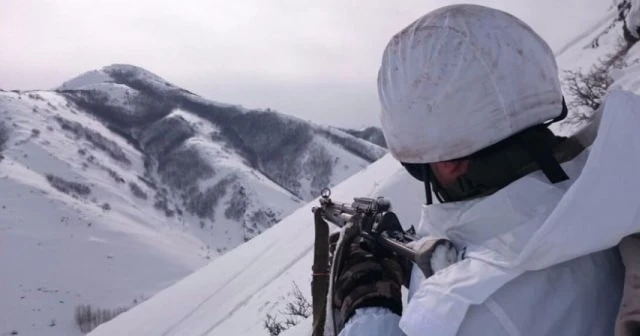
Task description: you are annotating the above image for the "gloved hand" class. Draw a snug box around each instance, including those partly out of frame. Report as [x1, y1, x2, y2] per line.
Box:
[331, 219, 411, 327]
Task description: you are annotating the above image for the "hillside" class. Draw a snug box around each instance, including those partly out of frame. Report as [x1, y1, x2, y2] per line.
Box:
[0, 65, 385, 336]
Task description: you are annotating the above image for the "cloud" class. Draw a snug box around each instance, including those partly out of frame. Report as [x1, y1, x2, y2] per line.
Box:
[0, 0, 611, 127]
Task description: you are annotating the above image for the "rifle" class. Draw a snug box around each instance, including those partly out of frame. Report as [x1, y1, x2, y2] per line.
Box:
[309, 188, 457, 336]
[312, 188, 419, 262]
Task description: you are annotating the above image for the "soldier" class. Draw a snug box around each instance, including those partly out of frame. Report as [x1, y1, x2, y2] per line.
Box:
[332, 4, 624, 336]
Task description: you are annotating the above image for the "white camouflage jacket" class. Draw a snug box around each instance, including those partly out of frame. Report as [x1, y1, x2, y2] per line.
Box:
[340, 89, 640, 336]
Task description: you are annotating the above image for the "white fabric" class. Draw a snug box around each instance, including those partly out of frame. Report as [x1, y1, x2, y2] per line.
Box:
[377, 4, 563, 163]
[339, 308, 404, 336]
[340, 89, 640, 336]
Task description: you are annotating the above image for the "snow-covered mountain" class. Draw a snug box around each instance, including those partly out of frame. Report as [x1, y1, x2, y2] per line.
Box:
[87, 2, 640, 336]
[0, 65, 386, 335]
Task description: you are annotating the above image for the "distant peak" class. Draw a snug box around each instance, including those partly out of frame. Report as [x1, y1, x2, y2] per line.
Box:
[103, 63, 149, 72]
[57, 64, 183, 94]
[102, 64, 167, 84]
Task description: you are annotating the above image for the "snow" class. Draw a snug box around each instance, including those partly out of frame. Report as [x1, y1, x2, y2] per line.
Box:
[154, 109, 304, 246]
[70, 82, 139, 107]
[0, 90, 277, 335]
[0, 90, 210, 336]
[89, 155, 422, 336]
[611, 41, 640, 90]
[281, 318, 312, 336]
[168, 109, 220, 136]
[553, 9, 617, 57]
[58, 70, 113, 90]
[295, 136, 372, 200]
[555, 11, 622, 70]
[1, 71, 380, 334]
[88, 5, 640, 336]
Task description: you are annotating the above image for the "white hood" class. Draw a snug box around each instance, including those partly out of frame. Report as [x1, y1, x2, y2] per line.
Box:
[400, 89, 640, 335]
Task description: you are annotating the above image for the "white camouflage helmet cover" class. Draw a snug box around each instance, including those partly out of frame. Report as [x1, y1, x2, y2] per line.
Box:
[378, 4, 564, 163]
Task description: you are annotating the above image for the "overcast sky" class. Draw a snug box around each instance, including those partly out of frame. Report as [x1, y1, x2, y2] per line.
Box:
[1, 0, 610, 128]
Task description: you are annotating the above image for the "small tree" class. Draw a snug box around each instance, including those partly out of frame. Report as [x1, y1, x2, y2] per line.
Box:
[263, 282, 312, 336]
[563, 41, 631, 119]
[282, 283, 311, 319]
[564, 65, 612, 111]
[263, 314, 287, 336]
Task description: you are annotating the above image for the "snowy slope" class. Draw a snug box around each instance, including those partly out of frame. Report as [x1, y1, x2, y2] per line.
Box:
[0, 65, 386, 335]
[0, 91, 206, 336]
[89, 2, 640, 336]
[90, 155, 422, 336]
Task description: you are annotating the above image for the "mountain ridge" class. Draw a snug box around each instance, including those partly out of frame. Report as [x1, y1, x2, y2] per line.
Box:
[0, 64, 386, 336]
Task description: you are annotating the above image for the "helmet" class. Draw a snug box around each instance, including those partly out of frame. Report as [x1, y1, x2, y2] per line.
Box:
[378, 4, 565, 164]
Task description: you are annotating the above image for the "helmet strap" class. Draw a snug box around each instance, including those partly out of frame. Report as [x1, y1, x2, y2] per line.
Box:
[422, 164, 433, 205]
[544, 97, 569, 126]
[516, 127, 569, 183]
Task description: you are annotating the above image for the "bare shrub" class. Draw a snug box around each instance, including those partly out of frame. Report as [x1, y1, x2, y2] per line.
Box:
[0, 122, 8, 162]
[185, 176, 236, 220]
[563, 42, 631, 119]
[74, 304, 128, 333]
[128, 182, 148, 200]
[264, 314, 289, 336]
[137, 175, 157, 190]
[282, 283, 311, 319]
[104, 167, 125, 184]
[0, 121, 9, 152]
[140, 116, 194, 156]
[46, 174, 91, 197]
[54, 116, 131, 165]
[244, 209, 279, 242]
[153, 193, 174, 217]
[225, 186, 248, 221]
[27, 93, 45, 101]
[263, 283, 311, 336]
[157, 147, 214, 191]
[564, 66, 612, 112]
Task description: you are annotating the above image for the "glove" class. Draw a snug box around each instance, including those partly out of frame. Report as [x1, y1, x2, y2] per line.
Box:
[411, 237, 460, 277]
[331, 218, 411, 327]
